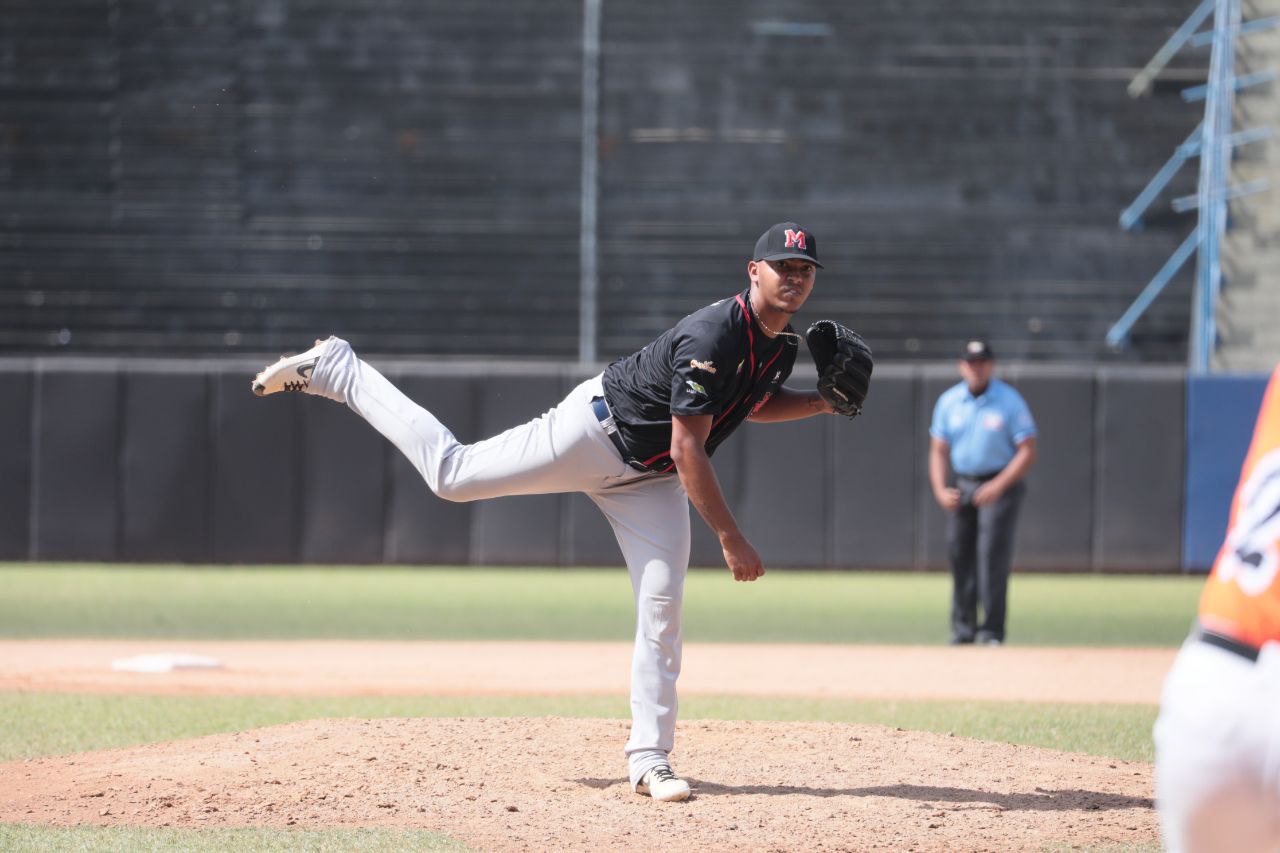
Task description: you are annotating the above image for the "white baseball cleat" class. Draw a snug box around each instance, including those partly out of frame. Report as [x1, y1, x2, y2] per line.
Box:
[636, 764, 691, 802]
[251, 339, 330, 397]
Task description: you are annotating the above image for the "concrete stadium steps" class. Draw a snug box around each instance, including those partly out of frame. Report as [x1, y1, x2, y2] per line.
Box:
[0, 241, 583, 357]
[596, 0, 1199, 364]
[2, 0, 584, 358]
[1215, 0, 1280, 372]
[3, 0, 1198, 361]
[595, 206, 1191, 362]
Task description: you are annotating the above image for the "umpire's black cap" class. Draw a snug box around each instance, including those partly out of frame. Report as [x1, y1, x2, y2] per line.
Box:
[961, 339, 995, 361]
[754, 221, 824, 268]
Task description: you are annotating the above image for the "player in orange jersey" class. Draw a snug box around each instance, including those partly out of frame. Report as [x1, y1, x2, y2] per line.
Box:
[1154, 364, 1280, 852]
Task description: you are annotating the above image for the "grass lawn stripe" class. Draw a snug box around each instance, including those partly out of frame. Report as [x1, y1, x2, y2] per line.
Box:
[0, 565, 1202, 647]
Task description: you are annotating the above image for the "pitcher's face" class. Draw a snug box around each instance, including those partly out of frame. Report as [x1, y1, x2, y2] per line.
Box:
[749, 258, 816, 315]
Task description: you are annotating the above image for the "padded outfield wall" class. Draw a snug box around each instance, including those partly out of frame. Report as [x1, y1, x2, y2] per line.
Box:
[0, 358, 1265, 572]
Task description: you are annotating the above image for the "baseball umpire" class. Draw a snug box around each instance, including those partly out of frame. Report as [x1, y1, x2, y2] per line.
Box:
[928, 341, 1037, 646]
[1154, 363, 1280, 851]
[251, 222, 872, 802]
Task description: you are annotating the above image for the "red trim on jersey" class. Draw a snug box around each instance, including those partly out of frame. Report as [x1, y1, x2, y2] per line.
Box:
[733, 294, 758, 377]
[713, 294, 761, 429]
[659, 293, 785, 472]
[711, 294, 784, 430]
[758, 346, 785, 378]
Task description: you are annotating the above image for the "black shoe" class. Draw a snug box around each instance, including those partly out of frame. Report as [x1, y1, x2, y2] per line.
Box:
[948, 635, 975, 646]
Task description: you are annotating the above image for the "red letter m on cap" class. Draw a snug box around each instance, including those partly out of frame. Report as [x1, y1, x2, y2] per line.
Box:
[784, 229, 806, 250]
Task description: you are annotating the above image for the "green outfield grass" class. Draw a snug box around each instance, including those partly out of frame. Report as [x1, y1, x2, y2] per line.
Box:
[0, 692, 1158, 765]
[0, 564, 1203, 646]
[2, 565, 1173, 850]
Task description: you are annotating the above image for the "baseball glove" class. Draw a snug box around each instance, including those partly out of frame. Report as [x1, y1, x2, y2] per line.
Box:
[805, 320, 874, 418]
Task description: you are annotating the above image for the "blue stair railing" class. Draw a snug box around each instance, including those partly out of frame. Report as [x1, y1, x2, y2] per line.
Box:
[1108, 0, 1275, 372]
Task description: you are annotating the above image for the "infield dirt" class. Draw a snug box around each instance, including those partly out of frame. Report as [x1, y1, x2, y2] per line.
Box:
[0, 639, 1174, 703]
[2, 641, 1168, 851]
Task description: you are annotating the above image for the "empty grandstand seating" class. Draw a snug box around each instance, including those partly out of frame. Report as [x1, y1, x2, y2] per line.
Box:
[1, 0, 1202, 362]
[1218, 7, 1280, 372]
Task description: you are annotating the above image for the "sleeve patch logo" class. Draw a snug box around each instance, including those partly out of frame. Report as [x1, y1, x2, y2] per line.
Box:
[690, 359, 717, 374]
[1218, 448, 1280, 596]
[685, 380, 708, 398]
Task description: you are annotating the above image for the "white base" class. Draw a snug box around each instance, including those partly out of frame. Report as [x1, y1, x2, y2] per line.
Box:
[110, 653, 224, 674]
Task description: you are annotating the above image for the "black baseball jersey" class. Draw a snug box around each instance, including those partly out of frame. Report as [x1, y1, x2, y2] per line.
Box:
[601, 287, 798, 471]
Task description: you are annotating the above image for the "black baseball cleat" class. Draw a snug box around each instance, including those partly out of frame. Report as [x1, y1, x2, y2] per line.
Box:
[251, 339, 330, 396]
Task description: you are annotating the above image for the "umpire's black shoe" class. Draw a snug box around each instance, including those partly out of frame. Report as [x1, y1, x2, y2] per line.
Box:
[948, 635, 975, 646]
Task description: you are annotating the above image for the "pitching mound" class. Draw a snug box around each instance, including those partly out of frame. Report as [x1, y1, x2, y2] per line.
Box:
[0, 717, 1156, 851]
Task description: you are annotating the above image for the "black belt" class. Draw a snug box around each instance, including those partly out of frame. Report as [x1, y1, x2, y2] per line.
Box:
[956, 472, 1000, 483]
[1198, 629, 1260, 663]
[590, 396, 666, 474]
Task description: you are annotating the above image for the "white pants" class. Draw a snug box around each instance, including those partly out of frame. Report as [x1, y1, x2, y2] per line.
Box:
[310, 337, 689, 788]
[1154, 637, 1280, 852]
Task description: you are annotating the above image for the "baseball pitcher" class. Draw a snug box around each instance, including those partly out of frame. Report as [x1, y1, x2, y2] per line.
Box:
[251, 222, 872, 802]
[1154, 363, 1280, 850]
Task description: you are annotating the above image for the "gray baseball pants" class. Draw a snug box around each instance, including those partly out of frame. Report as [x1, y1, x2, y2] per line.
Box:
[948, 477, 1025, 643]
[308, 336, 687, 789]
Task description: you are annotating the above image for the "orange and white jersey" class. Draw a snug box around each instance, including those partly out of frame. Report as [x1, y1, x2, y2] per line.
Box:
[1199, 364, 1280, 647]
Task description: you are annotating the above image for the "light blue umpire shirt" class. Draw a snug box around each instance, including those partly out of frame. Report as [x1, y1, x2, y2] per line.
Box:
[930, 378, 1037, 477]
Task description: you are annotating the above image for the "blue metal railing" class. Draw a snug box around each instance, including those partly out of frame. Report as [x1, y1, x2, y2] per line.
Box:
[1190, 0, 1241, 371]
[1106, 228, 1201, 348]
[1109, 0, 1276, 371]
[1118, 123, 1202, 232]
[1181, 68, 1276, 102]
[1127, 0, 1214, 99]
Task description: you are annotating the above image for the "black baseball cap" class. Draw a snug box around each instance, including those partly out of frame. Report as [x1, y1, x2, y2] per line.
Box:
[961, 339, 995, 361]
[754, 221, 823, 269]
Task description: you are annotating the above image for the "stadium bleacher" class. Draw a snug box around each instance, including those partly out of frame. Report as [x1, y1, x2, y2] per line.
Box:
[1, 0, 1203, 362]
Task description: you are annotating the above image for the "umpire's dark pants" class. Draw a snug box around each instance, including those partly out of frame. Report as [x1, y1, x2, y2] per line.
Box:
[948, 476, 1025, 643]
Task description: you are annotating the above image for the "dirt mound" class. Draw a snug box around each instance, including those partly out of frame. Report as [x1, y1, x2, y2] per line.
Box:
[0, 716, 1156, 851]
